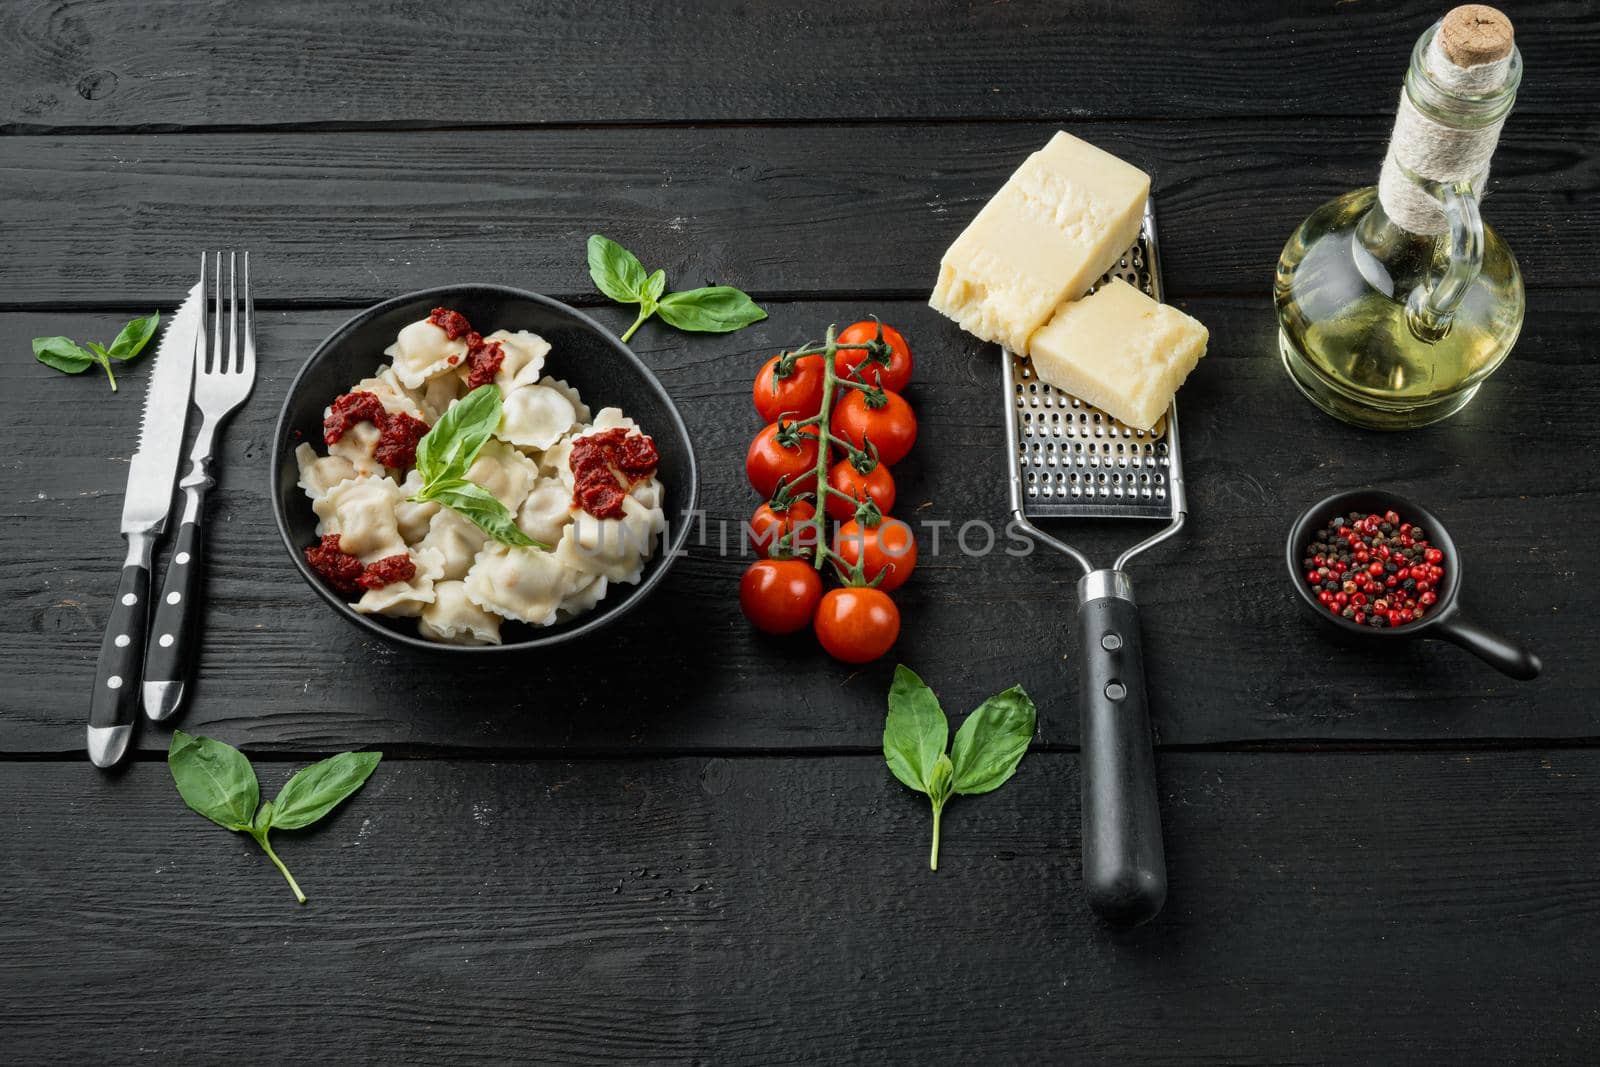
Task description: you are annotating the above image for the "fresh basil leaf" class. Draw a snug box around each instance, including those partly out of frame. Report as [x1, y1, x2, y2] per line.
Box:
[432, 480, 545, 548]
[587, 234, 650, 304]
[106, 312, 160, 360]
[254, 800, 275, 833]
[657, 286, 767, 333]
[882, 664, 948, 794]
[270, 751, 383, 830]
[32, 336, 95, 374]
[950, 685, 1037, 795]
[415, 384, 501, 486]
[168, 730, 260, 832]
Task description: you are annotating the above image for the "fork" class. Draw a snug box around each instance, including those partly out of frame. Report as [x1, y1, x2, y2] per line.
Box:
[143, 251, 256, 721]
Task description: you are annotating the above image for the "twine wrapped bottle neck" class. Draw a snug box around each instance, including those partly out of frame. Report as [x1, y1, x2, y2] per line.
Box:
[1377, 15, 1520, 236]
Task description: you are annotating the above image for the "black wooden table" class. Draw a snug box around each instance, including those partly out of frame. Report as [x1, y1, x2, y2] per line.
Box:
[3, 2, 1597, 1062]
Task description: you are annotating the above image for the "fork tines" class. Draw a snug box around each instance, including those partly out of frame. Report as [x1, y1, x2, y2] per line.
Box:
[196, 251, 256, 392]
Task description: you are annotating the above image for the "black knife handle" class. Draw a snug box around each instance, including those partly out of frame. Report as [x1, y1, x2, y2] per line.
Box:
[1077, 570, 1167, 926]
[89, 532, 155, 766]
[144, 457, 213, 721]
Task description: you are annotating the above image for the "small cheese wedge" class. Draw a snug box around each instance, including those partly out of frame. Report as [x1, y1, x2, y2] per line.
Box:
[1028, 277, 1208, 431]
[929, 131, 1151, 353]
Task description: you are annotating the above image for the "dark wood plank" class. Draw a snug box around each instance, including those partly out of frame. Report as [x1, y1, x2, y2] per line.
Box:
[0, 117, 1593, 309]
[1, 1, 1591, 131]
[3, 751, 1598, 1062]
[1, 295, 1592, 755]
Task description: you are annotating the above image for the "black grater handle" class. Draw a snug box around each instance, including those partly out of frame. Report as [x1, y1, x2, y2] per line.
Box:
[1076, 570, 1166, 926]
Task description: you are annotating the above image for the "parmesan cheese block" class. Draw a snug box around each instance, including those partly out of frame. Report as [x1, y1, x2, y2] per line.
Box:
[929, 131, 1151, 353]
[1028, 277, 1208, 431]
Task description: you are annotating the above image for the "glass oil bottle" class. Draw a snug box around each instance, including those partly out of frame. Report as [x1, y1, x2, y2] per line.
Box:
[1276, 5, 1525, 429]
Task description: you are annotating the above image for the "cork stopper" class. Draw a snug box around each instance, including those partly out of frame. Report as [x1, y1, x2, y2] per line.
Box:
[1439, 5, 1514, 67]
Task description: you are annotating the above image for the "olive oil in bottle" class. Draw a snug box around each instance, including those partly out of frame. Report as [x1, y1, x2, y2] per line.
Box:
[1276, 5, 1525, 430]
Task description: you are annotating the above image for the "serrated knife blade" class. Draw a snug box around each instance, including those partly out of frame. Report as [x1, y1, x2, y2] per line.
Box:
[122, 279, 204, 534]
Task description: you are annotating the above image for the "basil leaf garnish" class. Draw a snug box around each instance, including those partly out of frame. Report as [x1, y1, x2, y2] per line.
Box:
[168, 731, 383, 905]
[415, 383, 501, 488]
[429, 479, 546, 549]
[587, 234, 650, 303]
[32, 311, 160, 392]
[949, 685, 1037, 795]
[881, 668, 1036, 871]
[32, 336, 95, 375]
[168, 729, 260, 831]
[407, 384, 549, 548]
[270, 751, 383, 830]
[883, 665, 948, 794]
[585, 233, 766, 343]
[657, 286, 768, 333]
[106, 311, 160, 361]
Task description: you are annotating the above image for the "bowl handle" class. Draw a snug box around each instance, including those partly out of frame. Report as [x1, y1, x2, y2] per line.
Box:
[1434, 614, 1542, 680]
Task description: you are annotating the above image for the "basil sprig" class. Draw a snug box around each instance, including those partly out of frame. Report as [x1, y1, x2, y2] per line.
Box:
[882, 665, 1037, 870]
[408, 383, 545, 549]
[32, 312, 160, 392]
[168, 730, 381, 904]
[587, 234, 766, 343]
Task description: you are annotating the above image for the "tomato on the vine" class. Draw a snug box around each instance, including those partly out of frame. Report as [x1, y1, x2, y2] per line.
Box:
[833, 388, 917, 466]
[746, 422, 822, 498]
[753, 353, 826, 423]
[748, 499, 820, 556]
[740, 559, 823, 635]
[825, 460, 895, 522]
[834, 320, 912, 393]
[813, 586, 900, 663]
[834, 517, 917, 593]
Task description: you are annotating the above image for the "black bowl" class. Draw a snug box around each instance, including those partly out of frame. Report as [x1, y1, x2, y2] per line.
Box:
[270, 285, 698, 653]
[1285, 488, 1539, 680]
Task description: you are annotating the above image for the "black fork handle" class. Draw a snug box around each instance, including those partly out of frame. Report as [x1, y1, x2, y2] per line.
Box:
[143, 448, 215, 721]
[1077, 569, 1167, 926]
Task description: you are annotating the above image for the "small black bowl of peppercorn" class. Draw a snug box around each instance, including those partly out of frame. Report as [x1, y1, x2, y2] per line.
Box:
[1285, 489, 1540, 680]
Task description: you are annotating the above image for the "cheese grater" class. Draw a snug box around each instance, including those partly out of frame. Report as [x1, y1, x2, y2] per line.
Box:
[1000, 200, 1185, 926]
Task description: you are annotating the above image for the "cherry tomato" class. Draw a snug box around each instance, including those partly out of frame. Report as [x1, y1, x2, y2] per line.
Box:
[748, 499, 820, 557]
[813, 586, 901, 663]
[753, 354, 826, 423]
[834, 517, 917, 592]
[740, 559, 823, 635]
[825, 459, 896, 522]
[834, 320, 913, 393]
[746, 422, 822, 498]
[832, 389, 917, 466]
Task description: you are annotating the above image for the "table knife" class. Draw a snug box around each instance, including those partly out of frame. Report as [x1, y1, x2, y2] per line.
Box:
[87, 268, 205, 768]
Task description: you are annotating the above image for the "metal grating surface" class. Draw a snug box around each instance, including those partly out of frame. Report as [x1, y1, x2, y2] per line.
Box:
[1007, 202, 1181, 520]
